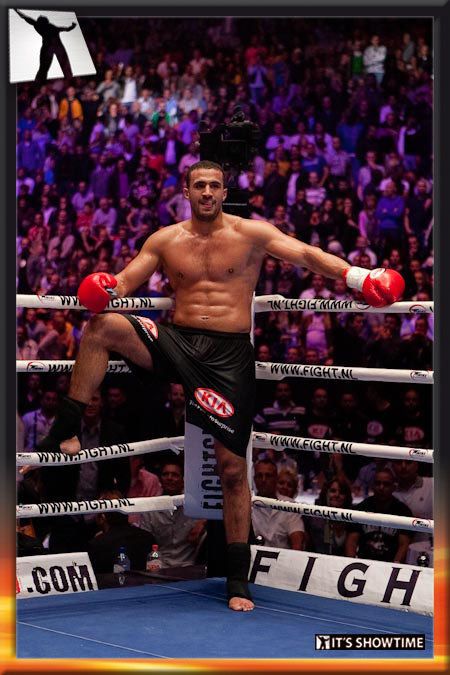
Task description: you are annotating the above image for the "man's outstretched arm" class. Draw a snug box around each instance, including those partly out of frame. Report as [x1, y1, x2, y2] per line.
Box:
[77, 229, 166, 312]
[14, 8, 37, 26]
[248, 219, 405, 307]
[59, 22, 76, 32]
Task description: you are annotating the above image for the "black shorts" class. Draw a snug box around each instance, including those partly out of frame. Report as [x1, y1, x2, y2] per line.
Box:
[122, 315, 255, 458]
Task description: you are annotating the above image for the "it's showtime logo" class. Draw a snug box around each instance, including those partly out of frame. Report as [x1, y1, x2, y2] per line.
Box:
[194, 388, 234, 418]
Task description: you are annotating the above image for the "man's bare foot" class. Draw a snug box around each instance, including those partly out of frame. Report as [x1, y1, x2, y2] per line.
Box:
[228, 596, 255, 611]
[60, 436, 81, 455]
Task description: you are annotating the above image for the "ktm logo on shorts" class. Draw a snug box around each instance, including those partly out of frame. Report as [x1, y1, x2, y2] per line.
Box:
[137, 317, 158, 340]
[194, 388, 234, 418]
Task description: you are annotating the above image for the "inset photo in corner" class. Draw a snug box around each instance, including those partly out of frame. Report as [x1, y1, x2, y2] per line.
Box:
[9, 9, 96, 84]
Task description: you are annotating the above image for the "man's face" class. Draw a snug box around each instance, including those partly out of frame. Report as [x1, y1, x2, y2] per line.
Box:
[275, 383, 292, 403]
[52, 312, 65, 331]
[184, 169, 226, 222]
[312, 274, 325, 292]
[312, 388, 328, 409]
[333, 278, 346, 294]
[305, 349, 319, 364]
[340, 393, 356, 412]
[41, 391, 58, 415]
[254, 462, 278, 498]
[84, 392, 102, 421]
[286, 347, 300, 363]
[373, 471, 394, 502]
[161, 464, 184, 495]
[332, 137, 341, 150]
[389, 249, 400, 266]
[415, 318, 428, 336]
[392, 459, 418, 482]
[107, 387, 125, 408]
[384, 181, 395, 197]
[257, 345, 271, 361]
[417, 180, 427, 194]
[404, 390, 420, 411]
[170, 384, 185, 408]
[384, 315, 398, 333]
[28, 374, 41, 390]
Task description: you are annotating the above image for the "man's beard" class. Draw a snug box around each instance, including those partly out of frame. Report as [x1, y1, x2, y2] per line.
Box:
[192, 201, 221, 221]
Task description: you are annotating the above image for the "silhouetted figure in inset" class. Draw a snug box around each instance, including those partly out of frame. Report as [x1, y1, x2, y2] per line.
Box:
[14, 9, 76, 83]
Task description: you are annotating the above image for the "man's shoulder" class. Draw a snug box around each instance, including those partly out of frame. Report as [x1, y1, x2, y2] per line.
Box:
[146, 223, 182, 246]
[235, 216, 274, 241]
[21, 410, 38, 423]
[390, 496, 413, 517]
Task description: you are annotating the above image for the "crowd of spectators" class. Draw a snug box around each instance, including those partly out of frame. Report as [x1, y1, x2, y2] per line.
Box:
[17, 17, 433, 569]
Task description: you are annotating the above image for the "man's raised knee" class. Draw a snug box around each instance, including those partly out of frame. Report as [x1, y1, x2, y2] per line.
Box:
[219, 460, 247, 492]
[83, 314, 118, 348]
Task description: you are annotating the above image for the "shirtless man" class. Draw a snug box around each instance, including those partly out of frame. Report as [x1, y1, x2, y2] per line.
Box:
[36, 160, 404, 611]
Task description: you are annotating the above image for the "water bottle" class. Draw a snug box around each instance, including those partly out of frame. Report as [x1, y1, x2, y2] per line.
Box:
[113, 546, 131, 585]
[146, 544, 162, 572]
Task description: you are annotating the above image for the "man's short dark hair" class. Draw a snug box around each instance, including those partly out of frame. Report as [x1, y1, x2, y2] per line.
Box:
[161, 459, 184, 476]
[254, 459, 278, 473]
[186, 161, 225, 187]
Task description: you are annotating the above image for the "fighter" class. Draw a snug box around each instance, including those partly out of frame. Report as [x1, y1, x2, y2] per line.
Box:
[14, 9, 76, 83]
[35, 161, 405, 611]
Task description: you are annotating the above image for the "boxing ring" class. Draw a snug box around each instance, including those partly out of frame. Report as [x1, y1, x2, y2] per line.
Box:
[16, 293, 434, 660]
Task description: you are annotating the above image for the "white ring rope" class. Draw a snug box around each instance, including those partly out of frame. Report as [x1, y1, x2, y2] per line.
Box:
[252, 432, 433, 463]
[255, 362, 433, 384]
[16, 493, 434, 533]
[17, 293, 434, 315]
[17, 437, 184, 466]
[18, 360, 129, 374]
[16, 294, 174, 312]
[17, 494, 185, 519]
[16, 432, 433, 467]
[252, 496, 434, 533]
[254, 295, 434, 314]
[17, 359, 433, 384]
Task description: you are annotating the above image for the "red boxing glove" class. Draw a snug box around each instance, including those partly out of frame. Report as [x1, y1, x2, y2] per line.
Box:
[77, 272, 117, 313]
[343, 267, 405, 308]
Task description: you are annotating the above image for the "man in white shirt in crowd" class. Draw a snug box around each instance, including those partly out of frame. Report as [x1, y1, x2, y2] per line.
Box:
[140, 461, 207, 568]
[363, 34, 387, 85]
[252, 460, 305, 550]
[92, 197, 117, 236]
[392, 459, 433, 545]
[71, 181, 94, 214]
[265, 122, 291, 160]
[347, 235, 378, 267]
[357, 150, 385, 201]
[305, 171, 327, 209]
[137, 88, 156, 119]
[325, 137, 351, 183]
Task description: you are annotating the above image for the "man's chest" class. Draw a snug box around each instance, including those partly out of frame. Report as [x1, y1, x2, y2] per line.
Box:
[163, 236, 259, 284]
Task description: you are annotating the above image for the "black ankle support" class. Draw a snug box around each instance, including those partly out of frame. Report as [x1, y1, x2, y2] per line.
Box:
[226, 542, 253, 601]
[36, 396, 85, 451]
